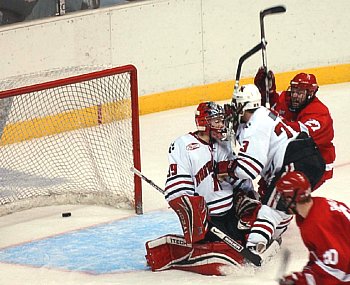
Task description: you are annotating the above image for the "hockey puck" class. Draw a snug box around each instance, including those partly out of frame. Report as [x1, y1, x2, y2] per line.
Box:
[62, 212, 71, 217]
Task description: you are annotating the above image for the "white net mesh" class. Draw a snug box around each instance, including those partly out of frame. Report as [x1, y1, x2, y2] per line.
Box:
[0, 66, 141, 216]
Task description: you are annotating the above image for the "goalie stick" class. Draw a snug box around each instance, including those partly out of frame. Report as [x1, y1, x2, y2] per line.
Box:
[260, 5, 286, 108]
[130, 166, 262, 266]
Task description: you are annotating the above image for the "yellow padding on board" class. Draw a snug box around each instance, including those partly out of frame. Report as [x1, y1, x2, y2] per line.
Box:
[1, 64, 349, 145]
[139, 63, 350, 115]
[0, 100, 131, 145]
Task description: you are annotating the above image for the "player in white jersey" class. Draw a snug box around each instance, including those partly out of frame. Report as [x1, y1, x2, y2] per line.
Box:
[145, 102, 261, 275]
[165, 101, 254, 242]
[217, 84, 325, 254]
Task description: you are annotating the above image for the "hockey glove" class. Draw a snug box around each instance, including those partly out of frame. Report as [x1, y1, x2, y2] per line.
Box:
[257, 177, 268, 199]
[223, 104, 234, 120]
[233, 190, 261, 230]
[254, 67, 277, 107]
[215, 160, 238, 179]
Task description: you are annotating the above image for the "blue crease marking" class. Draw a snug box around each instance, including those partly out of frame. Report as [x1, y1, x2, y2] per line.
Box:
[0, 210, 181, 274]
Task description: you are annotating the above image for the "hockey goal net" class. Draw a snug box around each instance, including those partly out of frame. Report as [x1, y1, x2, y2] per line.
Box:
[0, 65, 142, 216]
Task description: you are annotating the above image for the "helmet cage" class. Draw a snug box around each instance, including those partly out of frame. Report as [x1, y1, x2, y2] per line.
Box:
[275, 189, 302, 213]
[274, 171, 312, 214]
[231, 100, 247, 131]
[231, 84, 261, 128]
[195, 102, 226, 139]
[288, 73, 319, 112]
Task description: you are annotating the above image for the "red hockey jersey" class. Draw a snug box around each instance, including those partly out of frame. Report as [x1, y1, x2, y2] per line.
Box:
[274, 92, 335, 187]
[295, 197, 350, 284]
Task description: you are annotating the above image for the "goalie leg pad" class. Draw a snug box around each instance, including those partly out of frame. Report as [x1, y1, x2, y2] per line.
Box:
[145, 234, 244, 276]
[168, 195, 209, 243]
[145, 234, 192, 271]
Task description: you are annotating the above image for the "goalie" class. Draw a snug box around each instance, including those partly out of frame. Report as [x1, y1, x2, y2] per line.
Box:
[145, 102, 274, 275]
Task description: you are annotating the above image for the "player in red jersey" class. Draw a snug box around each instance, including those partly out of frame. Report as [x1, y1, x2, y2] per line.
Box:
[272, 171, 350, 285]
[254, 68, 335, 190]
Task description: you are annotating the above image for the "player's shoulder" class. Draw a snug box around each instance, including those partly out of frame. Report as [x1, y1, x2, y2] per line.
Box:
[249, 107, 277, 129]
[312, 196, 328, 206]
[299, 197, 327, 226]
[278, 90, 289, 102]
[309, 197, 334, 218]
[172, 132, 203, 149]
[302, 97, 331, 115]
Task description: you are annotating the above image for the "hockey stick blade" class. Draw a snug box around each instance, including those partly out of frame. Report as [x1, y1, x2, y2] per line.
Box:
[260, 5, 286, 41]
[235, 42, 263, 82]
[260, 5, 286, 18]
[259, 5, 286, 108]
[260, 5, 286, 44]
[232, 41, 263, 106]
[131, 167, 262, 267]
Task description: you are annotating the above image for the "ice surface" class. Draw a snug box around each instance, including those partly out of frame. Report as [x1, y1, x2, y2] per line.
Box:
[0, 82, 349, 284]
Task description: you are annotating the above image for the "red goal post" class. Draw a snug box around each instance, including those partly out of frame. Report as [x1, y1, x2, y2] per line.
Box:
[0, 65, 142, 215]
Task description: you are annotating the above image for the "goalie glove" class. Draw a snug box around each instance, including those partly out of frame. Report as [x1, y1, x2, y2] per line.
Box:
[233, 189, 261, 230]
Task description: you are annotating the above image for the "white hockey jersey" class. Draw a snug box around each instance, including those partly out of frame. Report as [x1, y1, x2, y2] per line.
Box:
[165, 132, 252, 216]
[235, 107, 300, 184]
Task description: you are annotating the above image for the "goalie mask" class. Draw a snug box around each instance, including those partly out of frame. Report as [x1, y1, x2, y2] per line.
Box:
[231, 84, 261, 130]
[195, 102, 226, 140]
[273, 171, 312, 214]
[288, 73, 319, 112]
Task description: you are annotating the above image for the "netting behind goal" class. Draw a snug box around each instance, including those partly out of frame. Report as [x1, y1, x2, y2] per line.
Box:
[0, 65, 142, 216]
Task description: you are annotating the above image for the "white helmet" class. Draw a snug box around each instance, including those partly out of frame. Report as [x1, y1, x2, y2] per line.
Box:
[234, 84, 261, 111]
[231, 84, 261, 129]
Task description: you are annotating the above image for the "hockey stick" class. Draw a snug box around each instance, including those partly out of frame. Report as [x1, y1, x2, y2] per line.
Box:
[275, 248, 291, 281]
[226, 42, 263, 143]
[232, 42, 264, 104]
[130, 166, 262, 266]
[260, 5, 286, 108]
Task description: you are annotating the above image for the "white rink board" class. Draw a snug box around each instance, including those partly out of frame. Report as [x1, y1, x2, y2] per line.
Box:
[1, 0, 350, 96]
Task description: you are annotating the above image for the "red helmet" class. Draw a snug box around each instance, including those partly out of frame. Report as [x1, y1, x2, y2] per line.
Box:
[289, 73, 319, 112]
[274, 171, 311, 213]
[290, 73, 318, 92]
[276, 171, 311, 202]
[195, 102, 225, 139]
